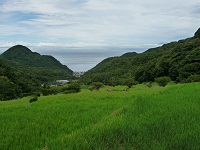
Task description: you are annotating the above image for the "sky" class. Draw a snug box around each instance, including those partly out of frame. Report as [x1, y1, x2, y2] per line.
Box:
[0, 0, 200, 71]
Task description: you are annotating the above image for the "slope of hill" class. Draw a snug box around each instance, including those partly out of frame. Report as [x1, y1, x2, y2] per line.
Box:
[0, 45, 74, 100]
[1, 45, 73, 81]
[81, 29, 200, 85]
[1, 45, 72, 72]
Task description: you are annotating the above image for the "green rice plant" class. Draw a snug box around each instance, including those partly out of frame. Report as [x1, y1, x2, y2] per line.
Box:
[0, 83, 199, 149]
[56, 83, 200, 149]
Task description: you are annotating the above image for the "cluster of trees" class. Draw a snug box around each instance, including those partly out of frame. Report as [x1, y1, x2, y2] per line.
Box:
[41, 82, 81, 96]
[81, 29, 200, 86]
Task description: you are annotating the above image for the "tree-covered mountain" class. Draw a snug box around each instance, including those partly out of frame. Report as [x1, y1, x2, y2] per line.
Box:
[0, 45, 74, 100]
[1, 45, 72, 73]
[81, 29, 200, 85]
[1, 45, 73, 81]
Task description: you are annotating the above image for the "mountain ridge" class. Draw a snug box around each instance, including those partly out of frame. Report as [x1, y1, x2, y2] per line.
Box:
[81, 29, 200, 85]
[1, 45, 72, 72]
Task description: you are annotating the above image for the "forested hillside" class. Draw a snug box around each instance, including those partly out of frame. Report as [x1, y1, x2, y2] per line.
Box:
[1, 45, 73, 82]
[1, 45, 72, 74]
[0, 57, 39, 100]
[0, 45, 73, 100]
[81, 29, 200, 85]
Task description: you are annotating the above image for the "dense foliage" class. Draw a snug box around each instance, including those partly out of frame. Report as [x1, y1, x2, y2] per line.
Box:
[0, 45, 74, 100]
[155, 76, 171, 87]
[0, 57, 41, 100]
[89, 82, 104, 91]
[41, 82, 81, 96]
[81, 29, 200, 85]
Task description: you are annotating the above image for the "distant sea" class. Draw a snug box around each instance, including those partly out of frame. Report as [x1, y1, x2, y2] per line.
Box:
[0, 46, 147, 72]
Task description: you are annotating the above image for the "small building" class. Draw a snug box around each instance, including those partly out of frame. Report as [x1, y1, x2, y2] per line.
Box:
[56, 80, 69, 85]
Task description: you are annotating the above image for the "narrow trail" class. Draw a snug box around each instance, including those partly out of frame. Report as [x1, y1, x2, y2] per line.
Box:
[93, 105, 128, 127]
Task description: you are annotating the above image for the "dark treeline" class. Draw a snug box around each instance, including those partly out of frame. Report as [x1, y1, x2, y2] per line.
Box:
[81, 29, 200, 86]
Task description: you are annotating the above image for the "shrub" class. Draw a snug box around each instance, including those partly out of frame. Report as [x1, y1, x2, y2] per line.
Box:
[41, 89, 52, 96]
[63, 90, 77, 94]
[61, 86, 69, 92]
[89, 82, 104, 91]
[32, 92, 41, 97]
[187, 75, 200, 83]
[68, 82, 81, 93]
[89, 86, 94, 91]
[121, 78, 136, 88]
[20, 93, 31, 98]
[62, 82, 81, 94]
[145, 82, 153, 88]
[29, 97, 38, 103]
[155, 76, 171, 87]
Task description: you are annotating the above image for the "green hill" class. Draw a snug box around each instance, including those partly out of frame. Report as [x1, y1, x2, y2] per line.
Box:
[1, 45, 72, 72]
[1, 45, 73, 82]
[0, 45, 74, 100]
[81, 29, 200, 85]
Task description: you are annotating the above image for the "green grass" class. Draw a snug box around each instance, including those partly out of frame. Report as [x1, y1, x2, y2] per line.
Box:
[0, 83, 200, 149]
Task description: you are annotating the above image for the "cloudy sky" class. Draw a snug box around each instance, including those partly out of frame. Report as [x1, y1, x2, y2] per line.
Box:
[0, 0, 200, 71]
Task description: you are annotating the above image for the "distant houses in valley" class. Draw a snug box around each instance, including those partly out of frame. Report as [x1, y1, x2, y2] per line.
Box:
[73, 72, 85, 77]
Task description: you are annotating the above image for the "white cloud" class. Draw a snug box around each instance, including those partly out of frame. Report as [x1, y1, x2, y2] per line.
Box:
[0, 0, 200, 48]
[1, 0, 200, 71]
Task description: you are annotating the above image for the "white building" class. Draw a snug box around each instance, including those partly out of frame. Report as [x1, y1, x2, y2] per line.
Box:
[56, 80, 69, 85]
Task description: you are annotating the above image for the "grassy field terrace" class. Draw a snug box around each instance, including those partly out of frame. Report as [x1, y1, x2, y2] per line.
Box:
[0, 83, 200, 149]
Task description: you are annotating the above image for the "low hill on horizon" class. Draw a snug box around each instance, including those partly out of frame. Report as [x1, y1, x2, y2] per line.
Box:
[81, 28, 200, 85]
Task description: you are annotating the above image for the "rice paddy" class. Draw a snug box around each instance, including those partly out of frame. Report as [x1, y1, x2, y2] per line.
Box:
[0, 83, 200, 149]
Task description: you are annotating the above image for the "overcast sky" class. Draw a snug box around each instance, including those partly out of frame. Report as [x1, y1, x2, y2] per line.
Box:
[0, 0, 200, 71]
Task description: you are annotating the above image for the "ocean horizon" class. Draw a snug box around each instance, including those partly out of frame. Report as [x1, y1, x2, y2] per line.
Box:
[0, 46, 148, 72]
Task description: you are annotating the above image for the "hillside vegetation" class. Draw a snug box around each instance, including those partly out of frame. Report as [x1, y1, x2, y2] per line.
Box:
[81, 29, 200, 85]
[0, 45, 73, 100]
[1, 45, 72, 72]
[0, 83, 200, 149]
